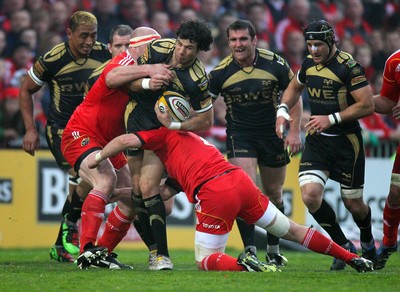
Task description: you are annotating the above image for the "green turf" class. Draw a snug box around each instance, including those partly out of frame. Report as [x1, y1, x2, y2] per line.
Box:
[0, 248, 399, 292]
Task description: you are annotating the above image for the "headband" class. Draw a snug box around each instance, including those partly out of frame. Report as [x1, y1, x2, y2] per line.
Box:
[129, 34, 161, 48]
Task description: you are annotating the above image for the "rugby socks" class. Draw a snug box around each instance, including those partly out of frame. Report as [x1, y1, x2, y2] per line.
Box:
[144, 194, 169, 257]
[98, 206, 133, 253]
[80, 190, 109, 253]
[382, 199, 400, 247]
[201, 253, 245, 271]
[54, 197, 72, 246]
[236, 218, 255, 249]
[310, 199, 348, 246]
[132, 194, 157, 251]
[66, 189, 83, 223]
[267, 204, 284, 253]
[302, 228, 354, 264]
[352, 206, 374, 243]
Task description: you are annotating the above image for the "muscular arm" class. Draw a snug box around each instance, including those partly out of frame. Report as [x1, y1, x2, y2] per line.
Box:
[19, 74, 42, 156]
[88, 133, 143, 168]
[155, 102, 214, 132]
[340, 85, 374, 122]
[275, 77, 305, 138]
[106, 64, 173, 89]
[374, 94, 396, 115]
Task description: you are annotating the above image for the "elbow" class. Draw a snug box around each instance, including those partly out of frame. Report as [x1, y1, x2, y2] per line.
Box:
[105, 74, 117, 88]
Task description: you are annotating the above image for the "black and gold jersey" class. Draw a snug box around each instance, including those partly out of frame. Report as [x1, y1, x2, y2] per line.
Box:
[208, 48, 293, 136]
[29, 41, 111, 128]
[84, 60, 110, 96]
[127, 38, 211, 131]
[299, 50, 369, 135]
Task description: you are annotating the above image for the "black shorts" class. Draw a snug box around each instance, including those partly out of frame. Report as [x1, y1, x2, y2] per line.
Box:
[300, 132, 365, 187]
[45, 125, 71, 171]
[125, 104, 161, 157]
[226, 131, 290, 167]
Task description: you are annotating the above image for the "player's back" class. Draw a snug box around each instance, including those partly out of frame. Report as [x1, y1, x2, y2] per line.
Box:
[70, 51, 134, 143]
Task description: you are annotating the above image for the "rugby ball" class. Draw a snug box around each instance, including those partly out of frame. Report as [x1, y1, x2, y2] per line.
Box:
[158, 91, 191, 122]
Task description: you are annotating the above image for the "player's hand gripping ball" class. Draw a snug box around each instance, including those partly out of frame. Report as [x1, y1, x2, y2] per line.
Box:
[158, 91, 191, 122]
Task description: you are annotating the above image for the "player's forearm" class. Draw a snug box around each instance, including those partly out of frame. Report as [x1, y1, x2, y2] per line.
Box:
[99, 134, 142, 161]
[180, 109, 213, 132]
[288, 97, 303, 132]
[280, 78, 303, 109]
[19, 92, 37, 131]
[106, 65, 151, 88]
[374, 94, 395, 114]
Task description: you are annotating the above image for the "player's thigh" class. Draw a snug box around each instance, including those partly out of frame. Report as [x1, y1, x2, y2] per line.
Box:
[259, 165, 286, 203]
[228, 156, 258, 182]
[140, 150, 165, 196]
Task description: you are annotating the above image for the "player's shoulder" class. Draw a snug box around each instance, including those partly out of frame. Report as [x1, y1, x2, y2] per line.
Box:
[257, 48, 276, 61]
[335, 50, 361, 69]
[42, 42, 68, 62]
[210, 54, 234, 73]
[150, 38, 176, 53]
[385, 49, 400, 66]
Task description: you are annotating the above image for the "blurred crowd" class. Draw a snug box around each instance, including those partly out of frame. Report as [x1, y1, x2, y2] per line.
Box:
[1, 0, 400, 155]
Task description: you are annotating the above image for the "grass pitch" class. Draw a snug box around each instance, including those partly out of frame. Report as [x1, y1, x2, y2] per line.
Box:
[0, 248, 399, 292]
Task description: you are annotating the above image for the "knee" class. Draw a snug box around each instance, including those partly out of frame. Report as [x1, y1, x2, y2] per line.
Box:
[301, 189, 322, 211]
[343, 198, 367, 216]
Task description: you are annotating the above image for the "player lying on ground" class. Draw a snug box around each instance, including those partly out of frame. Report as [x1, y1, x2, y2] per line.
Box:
[86, 108, 374, 272]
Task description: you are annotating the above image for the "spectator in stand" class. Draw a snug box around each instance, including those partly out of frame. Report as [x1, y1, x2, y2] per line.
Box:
[338, 37, 356, 57]
[3, 42, 33, 88]
[26, 0, 48, 14]
[213, 10, 238, 60]
[0, 87, 24, 148]
[5, 9, 31, 56]
[0, 0, 26, 33]
[118, 0, 150, 29]
[150, 11, 175, 38]
[31, 10, 52, 41]
[92, 0, 122, 44]
[163, 0, 183, 32]
[282, 29, 306, 74]
[385, 30, 400, 58]
[369, 29, 386, 72]
[179, 7, 199, 23]
[245, 2, 276, 50]
[312, 0, 343, 26]
[265, 0, 289, 24]
[19, 27, 38, 57]
[354, 44, 375, 81]
[36, 32, 63, 58]
[274, 0, 311, 54]
[49, 1, 71, 40]
[198, 0, 224, 30]
[335, 0, 372, 46]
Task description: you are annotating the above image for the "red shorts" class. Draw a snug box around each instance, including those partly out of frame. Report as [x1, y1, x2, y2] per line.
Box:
[62, 128, 127, 171]
[194, 168, 269, 234]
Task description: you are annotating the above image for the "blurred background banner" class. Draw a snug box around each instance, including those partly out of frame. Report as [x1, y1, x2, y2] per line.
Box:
[0, 150, 391, 249]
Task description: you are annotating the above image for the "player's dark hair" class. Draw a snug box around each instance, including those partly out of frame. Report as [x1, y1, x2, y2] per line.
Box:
[108, 25, 133, 43]
[176, 19, 213, 52]
[226, 19, 256, 40]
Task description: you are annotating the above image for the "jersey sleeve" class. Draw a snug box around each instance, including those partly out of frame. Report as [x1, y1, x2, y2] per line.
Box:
[380, 56, 400, 102]
[345, 59, 369, 92]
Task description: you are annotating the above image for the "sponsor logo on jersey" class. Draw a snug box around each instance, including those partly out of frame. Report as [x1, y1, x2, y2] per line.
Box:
[396, 64, 400, 72]
[351, 75, 367, 86]
[202, 223, 221, 230]
[81, 137, 90, 146]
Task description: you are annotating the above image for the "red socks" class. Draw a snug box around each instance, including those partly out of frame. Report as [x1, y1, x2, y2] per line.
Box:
[382, 200, 400, 246]
[201, 253, 245, 271]
[302, 228, 355, 264]
[97, 206, 133, 253]
[80, 190, 109, 253]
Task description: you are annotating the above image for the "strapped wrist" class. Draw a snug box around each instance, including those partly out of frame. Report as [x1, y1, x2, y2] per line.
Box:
[141, 78, 151, 90]
[168, 121, 181, 130]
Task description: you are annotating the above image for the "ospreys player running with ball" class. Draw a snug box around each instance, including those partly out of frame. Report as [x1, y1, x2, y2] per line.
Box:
[19, 11, 111, 262]
[124, 19, 214, 270]
[275, 19, 376, 271]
